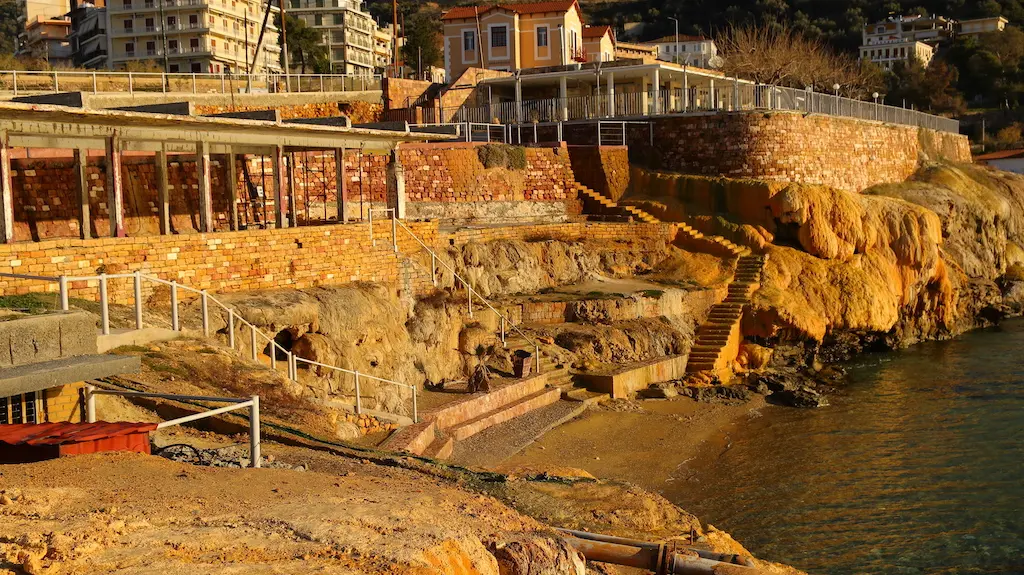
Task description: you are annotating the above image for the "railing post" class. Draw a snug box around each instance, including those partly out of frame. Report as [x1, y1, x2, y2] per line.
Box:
[99, 273, 110, 335]
[53, 71, 58, 92]
[250, 325, 258, 361]
[391, 210, 397, 252]
[249, 395, 261, 468]
[58, 275, 69, 311]
[192, 73, 197, 94]
[200, 289, 209, 336]
[92, 72, 97, 94]
[12, 70, 17, 96]
[354, 370, 362, 414]
[467, 282, 473, 317]
[368, 207, 374, 246]
[85, 384, 97, 423]
[431, 252, 437, 286]
[220, 72, 226, 93]
[320, 74, 324, 92]
[128, 72, 134, 94]
[162, 72, 167, 93]
[170, 280, 179, 331]
[412, 386, 418, 423]
[500, 316, 506, 346]
[228, 309, 236, 348]
[133, 270, 143, 329]
[535, 344, 542, 374]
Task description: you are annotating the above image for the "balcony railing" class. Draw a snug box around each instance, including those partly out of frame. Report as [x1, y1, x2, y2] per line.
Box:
[0, 70, 381, 95]
[452, 84, 960, 134]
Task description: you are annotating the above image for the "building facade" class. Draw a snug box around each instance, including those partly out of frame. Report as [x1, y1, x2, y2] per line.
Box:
[289, 0, 388, 75]
[105, 0, 282, 74]
[959, 16, 1009, 36]
[641, 34, 719, 69]
[859, 39, 935, 70]
[442, 0, 586, 79]
[20, 15, 74, 64]
[69, 1, 111, 68]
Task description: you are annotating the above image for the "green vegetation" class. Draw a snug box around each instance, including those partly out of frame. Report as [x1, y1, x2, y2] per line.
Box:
[640, 289, 665, 299]
[276, 13, 330, 74]
[477, 144, 528, 170]
[0, 294, 59, 314]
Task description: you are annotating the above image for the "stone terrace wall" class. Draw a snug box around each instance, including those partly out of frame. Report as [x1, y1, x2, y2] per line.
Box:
[0, 221, 437, 305]
[193, 101, 383, 123]
[644, 112, 972, 193]
[567, 146, 631, 202]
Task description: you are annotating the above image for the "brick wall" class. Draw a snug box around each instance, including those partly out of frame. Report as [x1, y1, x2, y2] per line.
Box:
[641, 112, 972, 193]
[44, 383, 85, 423]
[383, 78, 435, 109]
[567, 146, 631, 202]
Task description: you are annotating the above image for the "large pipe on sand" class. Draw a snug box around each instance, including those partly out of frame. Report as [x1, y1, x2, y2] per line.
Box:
[558, 529, 764, 575]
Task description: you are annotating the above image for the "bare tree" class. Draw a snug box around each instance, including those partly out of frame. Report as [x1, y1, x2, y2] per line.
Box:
[718, 24, 883, 97]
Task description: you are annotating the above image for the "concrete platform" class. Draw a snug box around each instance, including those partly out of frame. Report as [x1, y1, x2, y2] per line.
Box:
[0, 354, 141, 397]
[97, 328, 181, 353]
[578, 354, 688, 398]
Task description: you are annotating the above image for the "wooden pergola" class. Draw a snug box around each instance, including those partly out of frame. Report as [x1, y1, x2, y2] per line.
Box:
[0, 102, 449, 243]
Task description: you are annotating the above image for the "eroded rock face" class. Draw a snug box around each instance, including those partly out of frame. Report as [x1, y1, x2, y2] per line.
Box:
[492, 536, 586, 575]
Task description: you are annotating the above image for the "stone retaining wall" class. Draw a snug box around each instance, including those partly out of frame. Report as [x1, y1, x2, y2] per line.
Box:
[641, 112, 971, 193]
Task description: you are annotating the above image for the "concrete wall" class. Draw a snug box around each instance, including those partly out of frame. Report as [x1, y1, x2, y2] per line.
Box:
[0, 311, 98, 367]
[567, 145, 631, 201]
[580, 354, 688, 398]
[641, 112, 972, 193]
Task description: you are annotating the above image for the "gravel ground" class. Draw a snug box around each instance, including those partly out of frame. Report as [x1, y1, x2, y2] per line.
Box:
[450, 401, 587, 468]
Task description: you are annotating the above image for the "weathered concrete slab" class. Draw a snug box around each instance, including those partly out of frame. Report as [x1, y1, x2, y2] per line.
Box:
[353, 121, 408, 131]
[96, 327, 180, 353]
[12, 92, 86, 107]
[579, 354, 688, 398]
[0, 311, 98, 368]
[0, 354, 140, 397]
[410, 124, 460, 136]
[285, 116, 352, 128]
[205, 109, 280, 122]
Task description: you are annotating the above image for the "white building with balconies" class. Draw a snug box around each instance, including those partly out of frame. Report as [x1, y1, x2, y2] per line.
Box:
[288, 0, 389, 74]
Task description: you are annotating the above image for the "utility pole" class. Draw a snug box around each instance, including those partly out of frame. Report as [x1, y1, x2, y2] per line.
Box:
[392, 0, 398, 71]
[158, 0, 169, 72]
[669, 16, 679, 65]
[279, 0, 290, 91]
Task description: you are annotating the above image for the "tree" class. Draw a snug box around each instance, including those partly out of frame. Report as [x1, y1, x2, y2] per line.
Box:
[401, 11, 443, 79]
[276, 13, 329, 74]
[887, 58, 967, 114]
[0, 0, 18, 55]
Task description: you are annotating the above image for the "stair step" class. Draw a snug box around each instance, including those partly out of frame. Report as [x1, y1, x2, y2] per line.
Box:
[421, 434, 454, 460]
[447, 387, 562, 441]
[564, 388, 611, 406]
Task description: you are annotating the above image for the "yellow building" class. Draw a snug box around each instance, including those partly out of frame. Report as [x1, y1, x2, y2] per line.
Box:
[442, 0, 586, 79]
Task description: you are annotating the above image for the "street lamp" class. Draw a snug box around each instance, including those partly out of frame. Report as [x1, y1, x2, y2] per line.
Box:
[668, 17, 679, 65]
[832, 83, 840, 115]
[872, 91, 880, 104]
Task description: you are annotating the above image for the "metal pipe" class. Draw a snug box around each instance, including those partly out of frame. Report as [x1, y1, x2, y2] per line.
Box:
[99, 274, 110, 335]
[58, 275, 69, 311]
[559, 530, 760, 575]
[201, 290, 209, 336]
[170, 281, 179, 331]
[228, 309, 236, 349]
[133, 270, 143, 329]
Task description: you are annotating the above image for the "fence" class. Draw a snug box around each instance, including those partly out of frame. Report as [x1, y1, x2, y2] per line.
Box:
[452, 82, 960, 134]
[0, 70, 382, 96]
[85, 385, 261, 467]
[0, 270, 417, 423]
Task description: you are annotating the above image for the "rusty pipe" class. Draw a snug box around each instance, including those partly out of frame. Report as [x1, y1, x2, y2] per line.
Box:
[558, 530, 762, 575]
[558, 528, 755, 567]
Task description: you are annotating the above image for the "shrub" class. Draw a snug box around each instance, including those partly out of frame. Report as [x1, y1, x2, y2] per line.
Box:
[477, 144, 527, 170]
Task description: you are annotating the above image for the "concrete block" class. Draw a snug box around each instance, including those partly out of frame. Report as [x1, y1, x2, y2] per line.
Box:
[0, 354, 141, 398]
[112, 102, 194, 115]
[579, 355, 688, 399]
[0, 311, 98, 368]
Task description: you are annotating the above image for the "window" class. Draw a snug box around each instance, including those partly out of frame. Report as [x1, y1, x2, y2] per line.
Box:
[314, 14, 322, 25]
[123, 18, 133, 32]
[289, 0, 298, 7]
[0, 397, 8, 424]
[125, 41, 135, 55]
[121, 0, 131, 8]
[191, 62, 202, 72]
[145, 17, 154, 31]
[333, 13, 342, 25]
[537, 26, 548, 47]
[491, 25, 507, 48]
[169, 38, 178, 52]
[463, 30, 475, 52]
[146, 40, 156, 55]
[190, 37, 199, 50]
[23, 393, 36, 424]
[189, 14, 198, 28]
[167, 15, 176, 27]
[315, 0, 323, 6]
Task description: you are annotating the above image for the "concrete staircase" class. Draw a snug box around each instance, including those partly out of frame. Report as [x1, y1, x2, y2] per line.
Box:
[502, 333, 609, 405]
[575, 183, 659, 223]
[686, 254, 767, 377]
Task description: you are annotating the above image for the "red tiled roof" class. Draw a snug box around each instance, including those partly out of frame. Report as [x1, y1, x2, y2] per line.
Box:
[0, 422, 159, 446]
[443, 0, 579, 21]
[975, 149, 1024, 161]
[583, 25, 612, 38]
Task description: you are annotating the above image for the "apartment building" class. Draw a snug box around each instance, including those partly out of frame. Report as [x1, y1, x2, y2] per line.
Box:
[959, 16, 1009, 36]
[289, 0, 388, 74]
[20, 15, 74, 64]
[441, 0, 586, 79]
[641, 34, 719, 69]
[859, 39, 935, 70]
[69, 0, 111, 68]
[105, 0, 282, 74]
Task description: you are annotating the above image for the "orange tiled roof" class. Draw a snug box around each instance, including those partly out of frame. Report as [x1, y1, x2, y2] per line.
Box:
[975, 149, 1024, 161]
[644, 34, 711, 44]
[583, 25, 612, 38]
[442, 0, 579, 21]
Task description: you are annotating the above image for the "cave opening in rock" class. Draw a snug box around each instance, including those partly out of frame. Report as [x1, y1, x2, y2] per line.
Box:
[265, 329, 294, 360]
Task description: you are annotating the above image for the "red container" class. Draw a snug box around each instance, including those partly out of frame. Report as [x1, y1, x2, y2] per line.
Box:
[0, 422, 158, 464]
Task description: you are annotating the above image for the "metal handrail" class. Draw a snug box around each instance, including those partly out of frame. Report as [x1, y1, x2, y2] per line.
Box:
[0, 270, 417, 423]
[391, 217, 543, 372]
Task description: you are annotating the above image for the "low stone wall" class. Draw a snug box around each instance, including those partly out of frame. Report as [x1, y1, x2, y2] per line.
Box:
[580, 355, 688, 398]
[0, 311, 97, 367]
[440, 221, 676, 247]
[640, 112, 971, 193]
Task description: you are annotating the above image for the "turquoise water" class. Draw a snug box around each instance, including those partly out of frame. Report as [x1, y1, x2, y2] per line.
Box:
[665, 320, 1024, 575]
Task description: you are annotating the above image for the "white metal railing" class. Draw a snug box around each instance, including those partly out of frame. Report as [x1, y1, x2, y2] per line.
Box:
[0, 270, 417, 423]
[367, 212, 544, 373]
[0, 70, 382, 96]
[84, 385, 261, 467]
[453, 82, 960, 134]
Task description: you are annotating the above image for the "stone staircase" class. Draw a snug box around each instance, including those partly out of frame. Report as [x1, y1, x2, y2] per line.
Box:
[503, 333, 610, 406]
[686, 254, 767, 377]
[575, 183, 659, 223]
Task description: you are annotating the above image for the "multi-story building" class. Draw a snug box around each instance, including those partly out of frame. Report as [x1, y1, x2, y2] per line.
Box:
[105, 0, 282, 74]
[372, 24, 391, 70]
[640, 34, 718, 68]
[69, 0, 111, 68]
[859, 39, 935, 70]
[959, 16, 1009, 36]
[441, 0, 596, 79]
[20, 15, 74, 64]
[288, 0, 387, 75]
